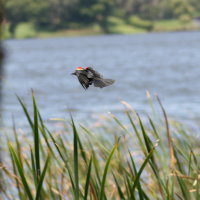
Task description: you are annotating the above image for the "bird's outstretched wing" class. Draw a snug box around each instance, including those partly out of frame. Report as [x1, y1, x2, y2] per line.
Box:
[93, 78, 115, 88]
[77, 75, 90, 89]
[86, 67, 103, 78]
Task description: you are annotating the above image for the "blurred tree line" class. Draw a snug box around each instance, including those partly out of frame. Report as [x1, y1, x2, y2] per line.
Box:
[4, 0, 200, 37]
[0, 0, 4, 194]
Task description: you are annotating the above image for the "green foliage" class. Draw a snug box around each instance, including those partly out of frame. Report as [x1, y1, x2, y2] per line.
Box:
[1, 94, 200, 199]
[128, 16, 154, 31]
[5, 0, 35, 36]
[15, 23, 36, 39]
[4, 0, 200, 38]
[179, 14, 192, 23]
[171, 0, 195, 17]
[107, 16, 147, 34]
[99, 143, 118, 200]
[2, 23, 12, 39]
[154, 19, 194, 31]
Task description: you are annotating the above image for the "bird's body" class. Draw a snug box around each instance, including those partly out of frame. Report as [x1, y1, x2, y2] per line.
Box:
[72, 67, 115, 89]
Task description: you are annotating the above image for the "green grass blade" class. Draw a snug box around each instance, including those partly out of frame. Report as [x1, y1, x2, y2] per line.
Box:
[132, 142, 158, 193]
[137, 114, 153, 154]
[71, 117, 79, 200]
[81, 125, 110, 154]
[173, 147, 186, 175]
[137, 114, 165, 198]
[195, 176, 200, 200]
[156, 96, 176, 168]
[8, 143, 34, 200]
[99, 142, 118, 200]
[77, 133, 87, 164]
[126, 111, 146, 153]
[129, 151, 145, 200]
[111, 114, 129, 135]
[12, 118, 24, 169]
[38, 113, 55, 157]
[8, 141, 24, 199]
[32, 94, 41, 181]
[17, 96, 33, 129]
[30, 147, 37, 189]
[92, 150, 102, 186]
[148, 116, 159, 139]
[84, 154, 93, 200]
[46, 128, 76, 194]
[126, 175, 135, 200]
[35, 154, 50, 200]
[46, 129, 66, 163]
[176, 175, 190, 200]
[113, 173, 126, 200]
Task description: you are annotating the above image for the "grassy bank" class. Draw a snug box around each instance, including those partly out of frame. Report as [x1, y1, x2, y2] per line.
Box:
[1, 94, 200, 199]
[3, 17, 200, 39]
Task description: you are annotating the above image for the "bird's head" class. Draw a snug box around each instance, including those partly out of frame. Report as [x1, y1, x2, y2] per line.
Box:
[71, 67, 84, 75]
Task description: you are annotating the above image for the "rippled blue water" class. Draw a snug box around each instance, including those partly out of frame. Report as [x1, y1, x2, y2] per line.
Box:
[2, 31, 200, 128]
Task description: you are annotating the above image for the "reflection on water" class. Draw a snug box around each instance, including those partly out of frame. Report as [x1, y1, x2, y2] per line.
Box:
[2, 31, 200, 128]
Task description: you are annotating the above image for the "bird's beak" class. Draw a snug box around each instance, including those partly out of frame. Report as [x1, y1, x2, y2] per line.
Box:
[71, 72, 76, 75]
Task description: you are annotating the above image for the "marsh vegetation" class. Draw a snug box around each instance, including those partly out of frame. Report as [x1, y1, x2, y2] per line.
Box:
[1, 94, 200, 199]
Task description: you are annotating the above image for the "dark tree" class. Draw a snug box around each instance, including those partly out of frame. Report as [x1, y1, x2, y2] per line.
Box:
[0, 0, 4, 194]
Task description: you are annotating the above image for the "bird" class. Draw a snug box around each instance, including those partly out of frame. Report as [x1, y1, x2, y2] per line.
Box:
[72, 67, 115, 89]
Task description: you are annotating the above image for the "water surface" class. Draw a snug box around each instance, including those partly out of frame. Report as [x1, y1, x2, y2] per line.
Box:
[2, 31, 200, 128]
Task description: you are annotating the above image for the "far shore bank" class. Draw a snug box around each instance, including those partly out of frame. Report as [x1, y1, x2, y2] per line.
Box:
[3, 18, 200, 40]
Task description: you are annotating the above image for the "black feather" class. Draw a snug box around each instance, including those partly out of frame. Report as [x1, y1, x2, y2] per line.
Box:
[77, 75, 90, 89]
[93, 78, 115, 88]
[72, 67, 115, 89]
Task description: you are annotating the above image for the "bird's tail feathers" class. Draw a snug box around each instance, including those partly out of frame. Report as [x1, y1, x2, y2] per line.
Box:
[93, 78, 115, 88]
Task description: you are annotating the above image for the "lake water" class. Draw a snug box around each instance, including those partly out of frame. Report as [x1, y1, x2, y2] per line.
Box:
[2, 31, 200, 128]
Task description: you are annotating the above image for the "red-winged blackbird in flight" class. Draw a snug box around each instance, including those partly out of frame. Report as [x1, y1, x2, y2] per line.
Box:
[72, 67, 115, 89]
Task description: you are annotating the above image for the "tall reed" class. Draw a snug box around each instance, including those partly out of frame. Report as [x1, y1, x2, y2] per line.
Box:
[1, 94, 200, 199]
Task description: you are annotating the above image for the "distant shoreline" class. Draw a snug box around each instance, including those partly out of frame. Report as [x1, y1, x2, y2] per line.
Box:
[4, 30, 200, 41]
[3, 19, 200, 40]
